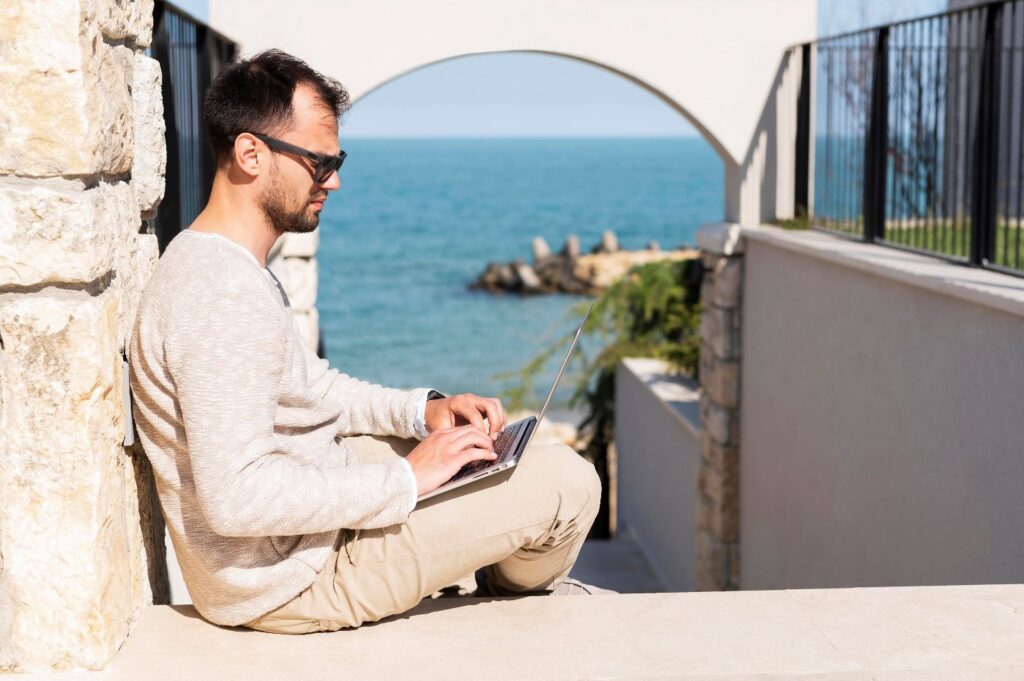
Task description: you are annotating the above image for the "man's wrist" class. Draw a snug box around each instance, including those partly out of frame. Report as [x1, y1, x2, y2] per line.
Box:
[414, 389, 445, 439]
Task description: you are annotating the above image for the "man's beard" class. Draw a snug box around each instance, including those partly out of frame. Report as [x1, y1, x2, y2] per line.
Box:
[259, 183, 320, 234]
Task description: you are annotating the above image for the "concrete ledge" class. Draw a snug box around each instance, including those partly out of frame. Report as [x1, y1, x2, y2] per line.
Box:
[616, 358, 701, 591]
[23, 585, 1024, 679]
[743, 225, 1024, 319]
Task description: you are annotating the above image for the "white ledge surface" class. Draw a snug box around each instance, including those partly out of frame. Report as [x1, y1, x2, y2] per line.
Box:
[743, 225, 1024, 319]
[23, 584, 1024, 680]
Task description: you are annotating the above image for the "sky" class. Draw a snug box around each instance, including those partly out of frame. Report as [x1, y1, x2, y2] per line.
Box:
[174, 0, 952, 138]
[818, 0, 947, 36]
[340, 53, 697, 138]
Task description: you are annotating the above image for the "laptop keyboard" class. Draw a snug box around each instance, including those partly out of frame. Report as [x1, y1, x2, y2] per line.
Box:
[449, 419, 527, 482]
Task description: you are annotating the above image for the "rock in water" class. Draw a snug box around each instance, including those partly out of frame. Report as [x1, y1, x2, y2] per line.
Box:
[563, 234, 581, 259]
[513, 261, 544, 293]
[599, 230, 619, 254]
[532, 236, 551, 262]
[647, 240, 661, 251]
[497, 264, 518, 290]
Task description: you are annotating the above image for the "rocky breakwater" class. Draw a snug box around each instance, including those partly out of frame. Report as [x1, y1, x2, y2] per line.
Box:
[471, 230, 700, 294]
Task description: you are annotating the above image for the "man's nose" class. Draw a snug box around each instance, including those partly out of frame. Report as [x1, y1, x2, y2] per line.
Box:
[319, 169, 341, 191]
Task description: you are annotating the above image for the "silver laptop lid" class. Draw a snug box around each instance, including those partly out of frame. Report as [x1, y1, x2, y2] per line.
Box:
[536, 303, 593, 428]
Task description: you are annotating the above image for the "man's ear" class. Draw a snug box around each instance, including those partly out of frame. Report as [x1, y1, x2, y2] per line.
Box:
[232, 132, 264, 179]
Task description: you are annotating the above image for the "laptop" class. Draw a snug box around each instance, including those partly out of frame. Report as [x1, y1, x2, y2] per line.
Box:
[417, 304, 593, 503]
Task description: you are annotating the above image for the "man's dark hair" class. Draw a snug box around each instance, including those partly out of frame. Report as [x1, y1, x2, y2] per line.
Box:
[203, 49, 351, 164]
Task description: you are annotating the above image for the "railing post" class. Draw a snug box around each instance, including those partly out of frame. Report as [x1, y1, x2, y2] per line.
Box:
[970, 3, 1003, 266]
[794, 43, 812, 218]
[862, 27, 889, 243]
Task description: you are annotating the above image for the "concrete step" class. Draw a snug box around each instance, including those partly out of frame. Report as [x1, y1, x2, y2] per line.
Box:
[21, 584, 1024, 679]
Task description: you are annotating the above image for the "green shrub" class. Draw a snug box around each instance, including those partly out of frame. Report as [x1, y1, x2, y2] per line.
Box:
[500, 257, 702, 536]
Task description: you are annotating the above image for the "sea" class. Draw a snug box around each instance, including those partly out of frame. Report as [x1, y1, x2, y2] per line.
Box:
[317, 137, 723, 409]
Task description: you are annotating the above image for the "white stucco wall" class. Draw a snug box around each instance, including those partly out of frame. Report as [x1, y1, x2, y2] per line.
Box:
[208, 0, 816, 225]
[738, 227, 1024, 589]
[615, 358, 701, 591]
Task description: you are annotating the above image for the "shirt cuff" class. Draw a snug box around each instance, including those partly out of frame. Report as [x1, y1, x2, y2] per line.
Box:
[413, 389, 445, 440]
[398, 457, 418, 514]
[413, 391, 430, 440]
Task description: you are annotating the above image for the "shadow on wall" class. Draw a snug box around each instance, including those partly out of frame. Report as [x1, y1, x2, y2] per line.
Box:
[728, 50, 801, 226]
[130, 444, 171, 604]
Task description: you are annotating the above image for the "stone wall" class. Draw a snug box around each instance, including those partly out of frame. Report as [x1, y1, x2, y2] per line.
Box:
[268, 229, 321, 354]
[694, 223, 744, 591]
[0, 0, 168, 671]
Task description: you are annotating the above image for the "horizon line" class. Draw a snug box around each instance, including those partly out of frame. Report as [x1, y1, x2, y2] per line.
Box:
[338, 133, 704, 140]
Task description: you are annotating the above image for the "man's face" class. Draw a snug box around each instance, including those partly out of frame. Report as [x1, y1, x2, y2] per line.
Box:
[258, 83, 342, 234]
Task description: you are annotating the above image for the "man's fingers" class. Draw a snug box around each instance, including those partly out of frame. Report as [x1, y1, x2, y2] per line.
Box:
[446, 425, 493, 452]
[453, 397, 492, 435]
[459, 447, 497, 466]
[482, 397, 507, 436]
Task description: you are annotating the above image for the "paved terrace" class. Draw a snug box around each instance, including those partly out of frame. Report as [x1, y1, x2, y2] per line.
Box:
[21, 583, 1024, 679]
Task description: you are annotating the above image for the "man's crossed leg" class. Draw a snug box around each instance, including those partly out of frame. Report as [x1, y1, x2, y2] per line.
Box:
[244, 435, 601, 634]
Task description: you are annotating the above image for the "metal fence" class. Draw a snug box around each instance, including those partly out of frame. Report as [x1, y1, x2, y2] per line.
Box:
[797, 0, 1024, 275]
[149, 1, 237, 253]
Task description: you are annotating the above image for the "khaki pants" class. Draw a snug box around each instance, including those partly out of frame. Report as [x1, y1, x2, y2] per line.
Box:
[243, 435, 601, 634]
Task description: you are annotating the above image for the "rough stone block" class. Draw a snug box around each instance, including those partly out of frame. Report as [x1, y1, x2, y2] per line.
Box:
[698, 428, 714, 465]
[699, 343, 715, 383]
[115, 231, 158, 352]
[0, 182, 137, 288]
[696, 494, 712, 532]
[704, 358, 740, 409]
[698, 461, 738, 510]
[128, 0, 154, 47]
[131, 55, 165, 218]
[0, 4, 134, 176]
[279, 257, 319, 311]
[711, 257, 743, 308]
[278, 229, 320, 258]
[700, 278, 715, 307]
[0, 289, 142, 671]
[698, 428, 739, 472]
[94, 0, 154, 47]
[705, 484, 739, 543]
[696, 530, 728, 591]
[703, 397, 736, 446]
[701, 305, 739, 360]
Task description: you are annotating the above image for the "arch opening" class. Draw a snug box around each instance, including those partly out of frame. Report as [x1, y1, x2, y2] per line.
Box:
[350, 49, 732, 165]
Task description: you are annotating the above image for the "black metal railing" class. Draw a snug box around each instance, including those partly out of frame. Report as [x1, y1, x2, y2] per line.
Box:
[149, 1, 237, 253]
[797, 0, 1024, 275]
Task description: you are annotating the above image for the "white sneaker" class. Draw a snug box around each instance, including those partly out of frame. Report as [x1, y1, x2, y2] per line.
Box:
[551, 577, 617, 595]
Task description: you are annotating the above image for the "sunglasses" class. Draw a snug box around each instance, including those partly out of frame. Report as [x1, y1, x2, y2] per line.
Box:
[229, 132, 347, 183]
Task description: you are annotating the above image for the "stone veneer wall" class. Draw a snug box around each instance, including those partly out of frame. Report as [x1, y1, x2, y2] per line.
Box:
[0, 0, 169, 671]
[695, 223, 744, 591]
[268, 229, 321, 354]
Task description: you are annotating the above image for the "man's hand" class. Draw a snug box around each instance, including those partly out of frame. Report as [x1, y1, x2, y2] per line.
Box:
[424, 393, 508, 441]
[405, 425, 497, 496]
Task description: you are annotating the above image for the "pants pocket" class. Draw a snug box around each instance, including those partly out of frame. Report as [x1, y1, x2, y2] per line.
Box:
[337, 528, 361, 569]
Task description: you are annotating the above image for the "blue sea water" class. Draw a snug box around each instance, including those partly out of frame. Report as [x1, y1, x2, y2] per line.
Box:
[317, 137, 723, 406]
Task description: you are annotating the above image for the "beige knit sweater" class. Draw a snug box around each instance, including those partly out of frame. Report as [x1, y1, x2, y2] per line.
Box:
[128, 229, 428, 626]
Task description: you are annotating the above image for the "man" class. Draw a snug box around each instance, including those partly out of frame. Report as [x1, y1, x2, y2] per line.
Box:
[128, 49, 604, 634]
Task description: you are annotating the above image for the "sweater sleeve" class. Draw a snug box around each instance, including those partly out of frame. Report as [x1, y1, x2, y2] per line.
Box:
[297, 319, 429, 439]
[165, 283, 416, 537]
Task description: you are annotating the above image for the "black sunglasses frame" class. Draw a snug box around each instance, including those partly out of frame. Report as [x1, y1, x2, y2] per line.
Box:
[229, 132, 346, 183]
